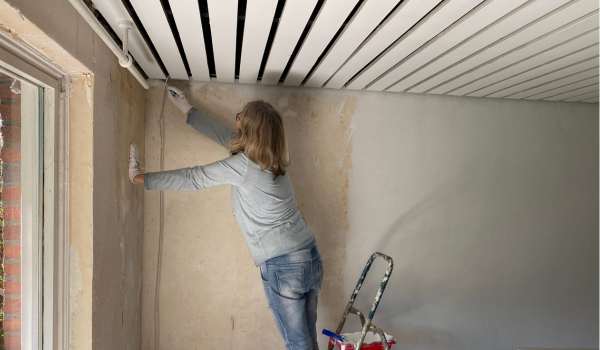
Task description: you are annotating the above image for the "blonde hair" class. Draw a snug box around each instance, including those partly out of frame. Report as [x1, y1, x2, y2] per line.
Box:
[230, 100, 289, 177]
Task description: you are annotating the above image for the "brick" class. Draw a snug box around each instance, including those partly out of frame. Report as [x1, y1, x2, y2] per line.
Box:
[2, 224, 20, 240]
[0, 148, 20, 161]
[2, 187, 20, 201]
[3, 299, 20, 313]
[4, 261, 19, 275]
[5, 334, 21, 350]
[4, 244, 20, 259]
[4, 207, 20, 221]
[3, 317, 20, 331]
[4, 280, 20, 293]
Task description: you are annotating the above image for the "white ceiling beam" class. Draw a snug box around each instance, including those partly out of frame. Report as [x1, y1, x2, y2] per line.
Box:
[444, 13, 599, 96]
[130, 0, 188, 79]
[473, 48, 599, 98]
[238, 0, 279, 84]
[347, 0, 485, 90]
[323, 0, 440, 89]
[170, 0, 210, 81]
[365, 0, 529, 92]
[261, 0, 319, 85]
[283, 0, 362, 86]
[388, 0, 573, 93]
[528, 76, 599, 99]
[206, 0, 237, 82]
[405, 0, 597, 94]
[303, 0, 399, 88]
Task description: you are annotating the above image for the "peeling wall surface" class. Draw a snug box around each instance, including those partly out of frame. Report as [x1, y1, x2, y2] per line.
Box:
[143, 81, 597, 350]
[2, 1, 146, 350]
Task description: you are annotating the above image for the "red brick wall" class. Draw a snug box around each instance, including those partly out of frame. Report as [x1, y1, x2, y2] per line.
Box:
[0, 78, 21, 350]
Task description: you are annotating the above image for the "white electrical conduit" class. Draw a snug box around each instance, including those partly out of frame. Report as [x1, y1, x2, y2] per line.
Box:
[68, 0, 150, 89]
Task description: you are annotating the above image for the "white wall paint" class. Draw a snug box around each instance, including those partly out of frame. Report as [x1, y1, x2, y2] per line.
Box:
[348, 92, 598, 349]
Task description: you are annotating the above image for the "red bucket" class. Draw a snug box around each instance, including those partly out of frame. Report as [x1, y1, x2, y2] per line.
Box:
[327, 332, 396, 350]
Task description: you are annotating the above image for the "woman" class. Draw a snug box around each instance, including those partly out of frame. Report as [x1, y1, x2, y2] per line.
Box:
[128, 87, 323, 350]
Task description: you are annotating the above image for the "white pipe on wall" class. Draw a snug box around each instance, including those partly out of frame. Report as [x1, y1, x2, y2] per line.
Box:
[68, 0, 150, 89]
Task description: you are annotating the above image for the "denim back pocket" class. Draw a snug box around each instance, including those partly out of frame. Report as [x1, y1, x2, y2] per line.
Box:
[273, 262, 308, 300]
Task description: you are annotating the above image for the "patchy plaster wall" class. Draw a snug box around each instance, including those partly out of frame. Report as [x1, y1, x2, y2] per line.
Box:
[143, 80, 597, 350]
[1, 1, 146, 349]
[142, 81, 354, 350]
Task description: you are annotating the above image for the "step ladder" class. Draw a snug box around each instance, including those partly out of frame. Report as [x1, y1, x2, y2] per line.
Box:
[323, 252, 395, 350]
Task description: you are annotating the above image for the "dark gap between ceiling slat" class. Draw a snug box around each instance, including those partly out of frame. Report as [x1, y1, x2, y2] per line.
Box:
[235, 0, 248, 80]
[343, 0, 446, 88]
[159, 0, 192, 78]
[278, 0, 325, 84]
[121, 0, 170, 78]
[257, 0, 286, 81]
[301, 0, 366, 86]
[91, 6, 149, 79]
[321, 0, 407, 87]
[198, 0, 217, 78]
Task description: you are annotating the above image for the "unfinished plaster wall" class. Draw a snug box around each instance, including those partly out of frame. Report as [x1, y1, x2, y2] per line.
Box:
[142, 81, 353, 350]
[2, 1, 146, 349]
[143, 80, 597, 350]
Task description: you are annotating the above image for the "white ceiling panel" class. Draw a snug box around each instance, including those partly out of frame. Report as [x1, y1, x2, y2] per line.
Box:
[261, 0, 318, 85]
[347, 0, 486, 90]
[544, 85, 598, 101]
[303, 0, 399, 88]
[283, 0, 361, 86]
[525, 75, 599, 99]
[324, 0, 441, 89]
[239, 0, 278, 84]
[474, 47, 599, 97]
[170, 0, 210, 81]
[386, 0, 577, 93]
[129, 0, 188, 79]
[442, 13, 599, 95]
[92, 0, 598, 103]
[365, 0, 530, 92]
[207, 0, 237, 82]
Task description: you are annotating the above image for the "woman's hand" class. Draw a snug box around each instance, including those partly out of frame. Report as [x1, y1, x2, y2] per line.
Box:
[129, 143, 143, 184]
[167, 86, 192, 114]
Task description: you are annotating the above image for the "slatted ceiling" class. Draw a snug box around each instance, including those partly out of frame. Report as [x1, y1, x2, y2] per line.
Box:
[526, 75, 599, 100]
[282, 0, 362, 86]
[206, 0, 237, 82]
[463, 45, 597, 97]
[129, 0, 187, 79]
[365, 0, 530, 92]
[410, 0, 598, 94]
[170, 0, 210, 81]
[324, 0, 442, 89]
[442, 13, 599, 96]
[472, 49, 599, 97]
[239, 0, 278, 84]
[545, 85, 598, 101]
[95, 0, 598, 103]
[92, 0, 165, 79]
[445, 33, 599, 97]
[259, 0, 319, 85]
[393, 0, 575, 94]
[348, 0, 486, 91]
[505, 58, 599, 98]
[303, 0, 399, 88]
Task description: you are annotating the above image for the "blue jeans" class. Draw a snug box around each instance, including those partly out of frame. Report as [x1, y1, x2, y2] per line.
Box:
[259, 243, 323, 350]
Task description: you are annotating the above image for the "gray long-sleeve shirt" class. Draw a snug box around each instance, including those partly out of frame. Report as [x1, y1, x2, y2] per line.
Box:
[144, 107, 316, 265]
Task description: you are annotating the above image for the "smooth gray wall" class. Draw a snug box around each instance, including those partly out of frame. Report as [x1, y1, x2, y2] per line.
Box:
[347, 92, 598, 349]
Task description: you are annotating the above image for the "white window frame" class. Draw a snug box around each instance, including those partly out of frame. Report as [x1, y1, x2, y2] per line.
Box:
[0, 32, 69, 350]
